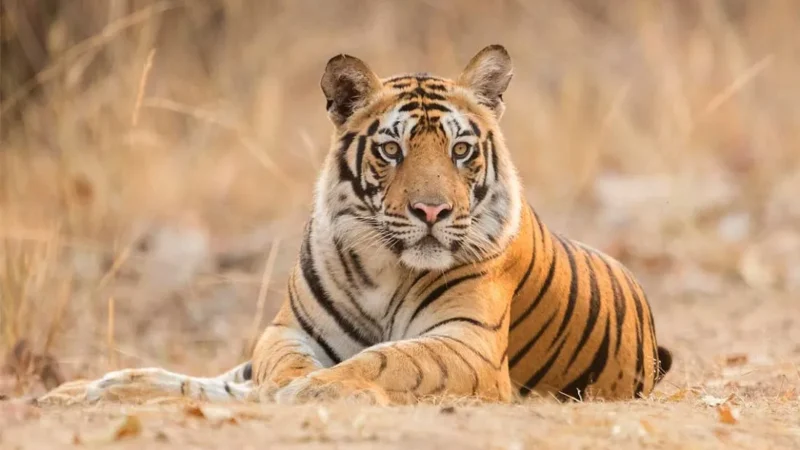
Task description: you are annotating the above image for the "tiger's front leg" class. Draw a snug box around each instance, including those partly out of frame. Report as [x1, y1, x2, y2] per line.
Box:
[275, 318, 512, 405]
[249, 303, 326, 400]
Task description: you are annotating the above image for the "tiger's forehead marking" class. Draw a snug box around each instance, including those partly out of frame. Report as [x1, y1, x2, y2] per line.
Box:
[370, 74, 478, 143]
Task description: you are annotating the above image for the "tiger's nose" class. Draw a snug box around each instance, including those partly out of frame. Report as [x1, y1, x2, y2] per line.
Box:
[409, 202, 453, 225]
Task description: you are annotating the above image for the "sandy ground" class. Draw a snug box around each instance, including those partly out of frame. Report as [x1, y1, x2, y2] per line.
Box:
[2, 287, 799, 450]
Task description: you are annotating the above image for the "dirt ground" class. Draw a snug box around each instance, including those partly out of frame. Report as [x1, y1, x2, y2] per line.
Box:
[2, 288, 799, 450]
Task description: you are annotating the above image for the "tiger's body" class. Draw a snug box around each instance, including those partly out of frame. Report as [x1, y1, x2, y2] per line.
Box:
[40, 45, 671, 406]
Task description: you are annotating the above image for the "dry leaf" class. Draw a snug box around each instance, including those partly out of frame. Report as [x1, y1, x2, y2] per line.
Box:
[717, 405, 739, 425]
[663, 388, 698, 402]
[780, 389, 797, 402]
[184, 404, 205, 418]
[113, 415, 143, 440]
[183, 403, 237, 427]
[639, 419, 657, 435]
[723, 354, 749, 367]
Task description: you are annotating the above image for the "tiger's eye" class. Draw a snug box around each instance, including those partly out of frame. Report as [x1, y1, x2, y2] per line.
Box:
[382, 142, 402, 159]
[453, 142, 471, 159]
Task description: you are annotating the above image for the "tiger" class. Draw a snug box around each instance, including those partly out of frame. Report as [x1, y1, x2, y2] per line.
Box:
[39, 44, 672, 406]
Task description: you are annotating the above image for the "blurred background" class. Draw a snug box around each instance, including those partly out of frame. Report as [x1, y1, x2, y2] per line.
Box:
[1, 0, 799, 398]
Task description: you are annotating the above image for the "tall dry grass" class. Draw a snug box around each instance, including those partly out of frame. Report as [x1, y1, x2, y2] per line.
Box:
[1, 0, 799, 395]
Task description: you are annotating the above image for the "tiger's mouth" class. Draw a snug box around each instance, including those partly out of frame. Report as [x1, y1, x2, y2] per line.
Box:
[415, 235, 442, 249]
[399, 233, 457, 271]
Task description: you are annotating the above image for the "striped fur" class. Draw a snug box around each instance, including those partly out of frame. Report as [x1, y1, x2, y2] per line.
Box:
[38, 45, 671, 406]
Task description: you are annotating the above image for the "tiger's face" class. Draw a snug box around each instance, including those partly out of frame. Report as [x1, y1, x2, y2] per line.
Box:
[316, 45, 522, 271]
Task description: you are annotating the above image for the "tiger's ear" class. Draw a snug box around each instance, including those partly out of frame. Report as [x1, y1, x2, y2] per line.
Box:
[457, 45, 513, 118]
[321, 54, 382, 127]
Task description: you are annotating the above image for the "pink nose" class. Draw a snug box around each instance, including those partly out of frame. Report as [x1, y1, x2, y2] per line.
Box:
[410, 202, 453, 225]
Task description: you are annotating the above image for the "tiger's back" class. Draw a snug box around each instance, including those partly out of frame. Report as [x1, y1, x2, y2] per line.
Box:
[505, 205, 670, 400]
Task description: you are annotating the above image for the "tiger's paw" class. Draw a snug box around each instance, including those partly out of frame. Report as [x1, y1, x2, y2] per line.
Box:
[274, 371, 391, 406]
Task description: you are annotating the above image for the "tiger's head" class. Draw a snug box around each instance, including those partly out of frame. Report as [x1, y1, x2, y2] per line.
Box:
[315, 45, 522, 271]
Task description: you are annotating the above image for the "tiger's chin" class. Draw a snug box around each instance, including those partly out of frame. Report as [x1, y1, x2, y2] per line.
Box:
[399, 237, 456, 271]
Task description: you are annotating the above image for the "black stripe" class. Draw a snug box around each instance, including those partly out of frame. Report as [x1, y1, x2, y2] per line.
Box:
[262, 342, 302, 374]
[333, 238, 356, 287]
[411, 75, 436, 82]
[520, 330, 570, 394]
[419, 311, 504, 336]
[267, 351, 309, 378]
[600, 258, 627, 356]
[509, 310, 557, 368]
[399, 102, 420, 112]
[414, 253, 501, 297]
[472, 184, 489, 207]
[367, 119, 380, 136]
[354, 136, 367, 186]
[422, 91, 447, 101]
[510, 236, 557, 330]
[383, 271, 423, 320]
[486, 131, 499, 183]
[468, 119, 481, 138]
[349, 249, 376, 288]
[288, 274, 341, 364]
[394, 346, 424, 390]
[419, 341, 448, 394]
[379, 127, 400, 139]
[299, 227, 372, 347]
[333, 208, 358, 221]
[563, 252, 602, 372]
[425, 83, 448, 92]
[409, 122, 423, 139]
[337, 132, 357, 181]
[622, 273, 646, 397]
[423, 102, 451, 112]
[549, 236, 579, 345]
[404, 272, 485, 335]
[512, 239, 536, 298]
[456, 129, 475, 138]
[558, 315, 612, 401]
[385, 75, 414, 83]
[362, 350, 388, 381]
[430, 335, 502, 370]
[436, 338, 479, 396]
[322, 258, 381, 341]
[384, 270, 430, 339]
[369, 141, 384, 161]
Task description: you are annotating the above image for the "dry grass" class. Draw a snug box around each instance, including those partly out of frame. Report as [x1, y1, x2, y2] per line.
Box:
[1, 0, 799, 448]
